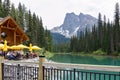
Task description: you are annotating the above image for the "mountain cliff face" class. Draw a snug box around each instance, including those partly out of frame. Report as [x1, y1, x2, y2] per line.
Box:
[51, 12, 98, 38]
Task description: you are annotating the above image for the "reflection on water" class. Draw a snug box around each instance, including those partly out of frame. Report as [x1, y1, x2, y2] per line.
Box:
[49, 54, 120, 66]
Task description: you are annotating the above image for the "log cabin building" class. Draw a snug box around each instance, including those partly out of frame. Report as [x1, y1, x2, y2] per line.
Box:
[0, 16, 29, 46]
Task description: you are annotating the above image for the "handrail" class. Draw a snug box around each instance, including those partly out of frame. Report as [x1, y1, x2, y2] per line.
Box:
[2, 60, 120, 72]
[3, 60, 39, 65]
[43, 62, 120, 72]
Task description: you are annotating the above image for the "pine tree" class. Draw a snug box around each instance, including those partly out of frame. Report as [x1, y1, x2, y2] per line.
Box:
[0, 0, 3, 17]
[114, 3, 120, 52]
[27, 10, 33, 43]
[106, 20, 111, 54]
[70, 36, 74, 52]
[110, 22, 114, 53]
[102, 15, 107, 52]
[91, 25, 97, 51]
[17, 3, 24, 29]
[98, 13, 103, 49]
[37, 18, 45, 48]
[44, 29, 52, 51]
[32, 13, 37, 44]
[3, 0, 10, 16]
[10, 4, 17, 20]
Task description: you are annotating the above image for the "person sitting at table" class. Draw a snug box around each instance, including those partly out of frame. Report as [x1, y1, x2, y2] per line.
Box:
[6, 51, 16, 60]
[0, 50, 4, 56]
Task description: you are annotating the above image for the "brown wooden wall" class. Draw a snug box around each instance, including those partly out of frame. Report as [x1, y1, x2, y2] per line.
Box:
[0, 16, 29, 46]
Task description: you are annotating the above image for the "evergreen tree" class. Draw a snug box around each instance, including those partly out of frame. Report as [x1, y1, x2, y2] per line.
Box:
[91, 25, 97, 51]
[10, 4, 16, 20]
[44, 29, 52, 51]
[102, 15, 107, 52]
[98, 13, 103, 49]
[27, 10, 33, 43]
[0, 0, 1, 4]
[17, 3, 24, 29]
[114, 3, 120, 51]
[37, 17, 45, 47]
[3, 0, 10, 16]
[110, 23, 114, 53]
[0, 0, 4, 17]
[24, 11, 29, 32]
[32, 13, 37, 44]
[106, 20, 111, 54]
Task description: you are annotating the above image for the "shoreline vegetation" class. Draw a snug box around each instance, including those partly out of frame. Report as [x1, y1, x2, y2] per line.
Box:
[46, 51, 120, 60]
[25, 47, 120, 61]
[70, 50, 120, 58]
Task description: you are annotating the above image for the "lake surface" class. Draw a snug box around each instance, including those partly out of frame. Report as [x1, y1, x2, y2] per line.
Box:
[49, 54, 120, 66]
[49, 54, 120, 80]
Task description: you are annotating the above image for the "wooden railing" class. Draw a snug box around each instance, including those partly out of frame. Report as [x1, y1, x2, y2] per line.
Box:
[0, 56, 120, 80]
[43, 62, 120, 72]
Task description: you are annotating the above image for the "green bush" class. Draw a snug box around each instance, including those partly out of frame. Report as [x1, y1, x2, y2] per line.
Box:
[93, 49, 106, 55]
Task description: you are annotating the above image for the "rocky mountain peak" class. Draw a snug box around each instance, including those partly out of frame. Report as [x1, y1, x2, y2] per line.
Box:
[51, 12, 98, 38]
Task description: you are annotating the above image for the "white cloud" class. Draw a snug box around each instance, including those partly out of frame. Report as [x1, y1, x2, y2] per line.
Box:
[10, 0, 119, 29]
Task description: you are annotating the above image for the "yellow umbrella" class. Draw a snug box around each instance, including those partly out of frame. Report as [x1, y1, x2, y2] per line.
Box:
[3, 40, 8, 51]
[0, 44, 4, 49]
[29, 43, 32, 52]
[10, 45, 22, 50]
[10, 45, 18, 50]
[29, 43, 41, 52]
[10, 44, 28, 50]
[32, 46, 41, 50]
[17, 44, 28, 49]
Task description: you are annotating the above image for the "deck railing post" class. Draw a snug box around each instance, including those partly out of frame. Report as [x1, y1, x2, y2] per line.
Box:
[17, 64, 20, 80]
[0, 56, 4, 80]
[74, 69, 76, 80]
[39, 56, 45, 80]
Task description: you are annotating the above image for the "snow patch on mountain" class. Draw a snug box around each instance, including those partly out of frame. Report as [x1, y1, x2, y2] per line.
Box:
[51, 12, 98, 38]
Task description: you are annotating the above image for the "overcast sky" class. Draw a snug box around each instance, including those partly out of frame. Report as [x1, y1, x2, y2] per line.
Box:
[10, 0, 119, 29]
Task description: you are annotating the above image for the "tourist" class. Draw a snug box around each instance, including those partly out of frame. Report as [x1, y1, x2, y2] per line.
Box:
[26, 52, 29, 59]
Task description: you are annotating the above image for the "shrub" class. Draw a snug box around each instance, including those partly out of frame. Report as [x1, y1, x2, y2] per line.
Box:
[93, 49, 106, 55]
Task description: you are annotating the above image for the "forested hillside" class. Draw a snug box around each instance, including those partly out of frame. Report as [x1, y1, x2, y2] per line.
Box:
[70, 3, 120, 55]
[0, 0, 52, 51]
[52, 3, 120, 55]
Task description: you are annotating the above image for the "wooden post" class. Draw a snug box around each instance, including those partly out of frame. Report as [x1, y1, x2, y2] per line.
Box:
[39, 56, 45, 80]
[0, 26, 1, 40]
[0, 56, 4, 80]
[14, 31, 16, 45]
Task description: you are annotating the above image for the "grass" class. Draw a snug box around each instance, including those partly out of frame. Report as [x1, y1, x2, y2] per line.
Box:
[44, 51, 55, 59]
[35, 49, 55, 59]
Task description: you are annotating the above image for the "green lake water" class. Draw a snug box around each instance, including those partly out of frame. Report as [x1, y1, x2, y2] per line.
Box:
[49, 54, 120, 80]
[49, 54, 120, 66]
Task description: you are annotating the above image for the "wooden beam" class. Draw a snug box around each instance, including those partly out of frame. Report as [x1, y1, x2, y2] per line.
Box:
[20, 35, 24, 44]
[14, 30, 16, 45]
[7, 19, 10, 27]
[0, 26, 1, 40]
[15, 27, 18, 32]
[1, 26, 15, 31]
